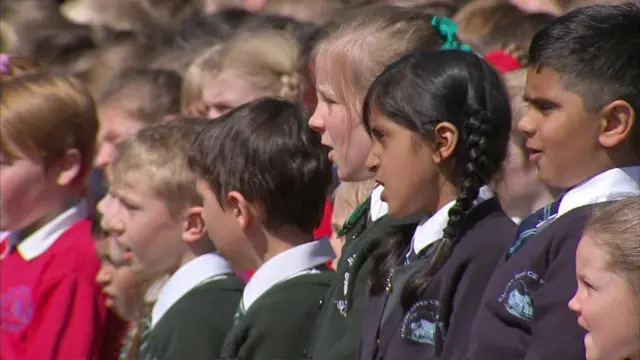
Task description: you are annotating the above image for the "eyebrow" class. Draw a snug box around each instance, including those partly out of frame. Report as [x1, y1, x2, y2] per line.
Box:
[522, 94, 561, 109]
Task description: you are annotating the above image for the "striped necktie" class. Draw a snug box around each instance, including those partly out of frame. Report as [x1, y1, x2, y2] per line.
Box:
[134, 316, 153, 360]
[506, 198, 562, 259]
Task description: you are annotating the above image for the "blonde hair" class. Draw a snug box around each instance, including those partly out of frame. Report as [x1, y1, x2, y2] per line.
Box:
[180, 44, 224, 113]
[0, 72, 98, 191]
[314, 5, 445, 127]
[263, 0, 344, 24]
[100, 68, 182, 124]
[218, 30, 304, 102]
[332, 180, 377, 226]
[585, 196, 640, 293]
[110, 118, 208, 216]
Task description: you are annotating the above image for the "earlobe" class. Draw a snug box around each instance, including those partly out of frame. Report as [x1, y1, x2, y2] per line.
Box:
[432, 122, 459, 164]
[182, 207, 207, 243]
[599, 100, 635, 148]
[56, 149, 82, 187]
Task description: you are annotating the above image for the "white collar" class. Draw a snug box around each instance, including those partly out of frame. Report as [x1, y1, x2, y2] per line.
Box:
[241, 238, 334, 311]
[370, 185, 389, 221]
[152, 252, 232, 327]
[558, 166, 640, 217]
[17, 201, 89, 261]
[412, 186, 495, 254]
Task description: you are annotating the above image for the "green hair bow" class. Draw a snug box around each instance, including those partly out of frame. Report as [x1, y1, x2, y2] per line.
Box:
[431, 16, 472, 52]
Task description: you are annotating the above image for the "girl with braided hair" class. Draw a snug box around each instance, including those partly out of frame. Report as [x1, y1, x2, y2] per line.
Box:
[359, 50, 516, 360]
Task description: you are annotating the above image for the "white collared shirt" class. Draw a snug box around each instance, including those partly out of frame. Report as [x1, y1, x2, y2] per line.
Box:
[240, 238, 335, 312]
[151, 252, 232, 327]
[370, 186, 389, 222]
[558, 166, 640, 217]
[411, 186, 495, 254]
[16, 201, 89, 261]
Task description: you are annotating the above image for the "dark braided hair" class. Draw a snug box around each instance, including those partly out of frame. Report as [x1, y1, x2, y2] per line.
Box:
[363, 50, 511, 307]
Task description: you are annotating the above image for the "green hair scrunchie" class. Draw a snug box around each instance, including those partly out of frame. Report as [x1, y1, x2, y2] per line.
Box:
[431, 16, 472, 52]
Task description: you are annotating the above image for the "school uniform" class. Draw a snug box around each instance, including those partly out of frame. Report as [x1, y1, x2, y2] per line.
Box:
[219, 238, 335, 360]
[359, 188, 516, 360]
[0, 201, 110, 360]
[143, 253, 243, 360]
[467, 166, 640, 360]
[310, 186, 425, 360]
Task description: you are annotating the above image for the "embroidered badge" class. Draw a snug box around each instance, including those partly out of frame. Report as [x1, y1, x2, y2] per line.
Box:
[335, 254, 358, 317]
[401, 300, 442, 345]
[1, 286, 34, 332]
[498, 270, 544, 321]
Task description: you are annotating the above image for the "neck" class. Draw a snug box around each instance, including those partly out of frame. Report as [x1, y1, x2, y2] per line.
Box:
[19, 196, 79, 239]
[176, 240, 216, 272]
[429, 179, 460, 215]
[247, 225, 311, 269]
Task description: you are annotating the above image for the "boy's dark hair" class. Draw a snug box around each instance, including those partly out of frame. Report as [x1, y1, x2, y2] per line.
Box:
[188, 98, 332, 233]
[529, 3, 640, 117]
[363, 50, 512, 307]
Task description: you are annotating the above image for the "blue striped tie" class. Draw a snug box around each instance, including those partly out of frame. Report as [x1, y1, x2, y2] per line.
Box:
[507, 198, 562, 259]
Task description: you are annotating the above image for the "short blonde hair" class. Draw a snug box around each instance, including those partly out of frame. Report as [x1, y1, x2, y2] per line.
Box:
[218, 30, 305, 102]
[110, 118, 208, 216]
[585, 196, 640, 293]
[332, 180, 377, 226]
[180, 44, 224, 113]
[0, 72, 98, 191]
[314, 6, 445, 127]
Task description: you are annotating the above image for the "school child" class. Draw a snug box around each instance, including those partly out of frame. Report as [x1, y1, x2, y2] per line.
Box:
[0, 73, 110, 359]
[103, 118, 243, 360]
[188, 98, 335, 360]
[467, 4, 640, 359]
[307, 8, 470, 360]
[357, 49, 516, 360]
[95, 68, 182, 171]
[329, 180, 377, 269]
[568, 196, 640, 360]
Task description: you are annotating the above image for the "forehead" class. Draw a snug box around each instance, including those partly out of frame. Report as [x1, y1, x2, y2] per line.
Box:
[524, 67, 583, 105]
[111, 171, 154, 199]
[576, 233, 608, 271]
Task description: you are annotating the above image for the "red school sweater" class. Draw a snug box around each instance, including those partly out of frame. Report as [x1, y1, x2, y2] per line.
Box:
[0, 219, 109, 360]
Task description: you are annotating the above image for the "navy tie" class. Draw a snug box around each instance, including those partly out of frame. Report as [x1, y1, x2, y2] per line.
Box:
[507, 198, 562, 259]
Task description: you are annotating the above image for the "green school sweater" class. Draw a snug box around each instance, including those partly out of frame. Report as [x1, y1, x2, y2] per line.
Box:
[220, 271, 334, 360]
[309, 200, 423, 360]
[144, 276, 244, 360]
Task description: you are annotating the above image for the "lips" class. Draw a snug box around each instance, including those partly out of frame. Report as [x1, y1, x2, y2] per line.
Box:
[525, 146, 543, 162]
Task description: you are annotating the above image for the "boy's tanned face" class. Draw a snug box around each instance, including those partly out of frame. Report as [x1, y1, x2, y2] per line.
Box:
[196, 179, 252, 271]
[519, 68, 605, 189]
[104, 172, 185, 278]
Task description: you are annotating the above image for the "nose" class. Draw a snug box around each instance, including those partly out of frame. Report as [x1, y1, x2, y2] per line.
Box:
[308, 109, 325, 135]
[94, 143, 114, 170]
[98, 195, 125, 234]
[517, 110, 537, 138]
[567, 290, 581, 314]
[96, 265, 113, 285]
[365, 150, 379, 174]
[207, 107, 222, 120]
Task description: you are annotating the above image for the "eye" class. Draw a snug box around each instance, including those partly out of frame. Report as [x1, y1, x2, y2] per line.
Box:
[371, 128, 385, 140]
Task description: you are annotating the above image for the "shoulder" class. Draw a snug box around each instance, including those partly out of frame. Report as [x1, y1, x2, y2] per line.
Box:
[540, 205, 591, 259]
[43, 219, 101, 283]
[459, 201, 517, 255]
[166, 276, 244, 317]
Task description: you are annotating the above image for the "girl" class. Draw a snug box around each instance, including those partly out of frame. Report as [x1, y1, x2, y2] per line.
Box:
[307, 7, 469, 360]
[569, 196, 640, 360]
[95, 68, 182, 171]
[360, 50, 516, 359]
[0, 72, 114, 360]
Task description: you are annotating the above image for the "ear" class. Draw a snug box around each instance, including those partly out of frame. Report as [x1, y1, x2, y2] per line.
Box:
[55, 149, 83, 187]
[182, 206, 208, 244]
[598, 100, 635, 148]
[226, 191, 254, 231]
[431, 122, 459, 164]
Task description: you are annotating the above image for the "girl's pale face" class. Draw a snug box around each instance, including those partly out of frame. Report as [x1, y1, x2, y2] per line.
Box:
[201, 70, 271, 120]
[569, 234, 640, 360]
[96, 105, 145, 171]
[308, 59, 374, 182]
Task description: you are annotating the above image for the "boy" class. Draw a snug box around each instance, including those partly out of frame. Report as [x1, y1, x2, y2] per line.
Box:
[103, 118, 244, 360]
[0, 73, 112, 360]
[189, 98, 335, 360]
[467, 4, 640, 359]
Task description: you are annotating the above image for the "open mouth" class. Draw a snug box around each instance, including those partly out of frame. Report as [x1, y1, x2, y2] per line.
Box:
[525, 147, 543, 161]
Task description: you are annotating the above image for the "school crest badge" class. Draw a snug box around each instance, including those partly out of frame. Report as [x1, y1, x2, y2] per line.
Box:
[498, 270, 544, 321]
[401, 300, 442, 345]
[1, 285, 34, 332]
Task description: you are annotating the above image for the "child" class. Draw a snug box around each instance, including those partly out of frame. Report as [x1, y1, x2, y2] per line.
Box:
[569, 196, 640, 360]
[467, 4, 640, 359]
[95, 68, 182, 171]
[307, 8, 468, 360]
[0, 73, 109, 359]
[329, 180, 376, 269]
[189, 98, 335, 360]
[104, 118, 244, 359]
[359, 49, 516, 360]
